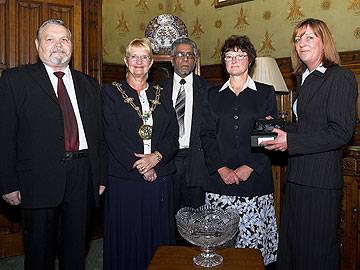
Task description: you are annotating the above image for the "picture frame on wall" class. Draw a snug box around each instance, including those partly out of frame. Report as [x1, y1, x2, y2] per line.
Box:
[215, 0, 253, 8]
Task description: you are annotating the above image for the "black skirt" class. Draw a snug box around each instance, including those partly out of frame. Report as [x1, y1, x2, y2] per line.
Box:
[103, 175, 176, 270]
[277, 182, 342, 270]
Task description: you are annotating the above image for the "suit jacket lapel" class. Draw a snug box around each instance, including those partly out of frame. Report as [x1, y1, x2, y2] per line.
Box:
[28, 62, 58, 104]
[293, 75, 302, 102]
[190, 75, 201, 146]
[297, 69, 328, 114]
[167, 74, 175, 97]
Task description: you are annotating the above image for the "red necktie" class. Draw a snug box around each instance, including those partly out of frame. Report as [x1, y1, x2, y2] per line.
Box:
[53, 71, 79, 151]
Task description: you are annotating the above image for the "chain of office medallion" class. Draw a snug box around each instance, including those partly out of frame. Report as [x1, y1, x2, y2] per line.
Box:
[112, 81, 162, 121]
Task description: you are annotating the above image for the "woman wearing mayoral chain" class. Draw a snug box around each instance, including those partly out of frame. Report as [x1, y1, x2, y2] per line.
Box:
[102, 38, 179, 270]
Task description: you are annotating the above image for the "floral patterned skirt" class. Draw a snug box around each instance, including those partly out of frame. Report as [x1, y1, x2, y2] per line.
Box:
[205, 192, 278, 265]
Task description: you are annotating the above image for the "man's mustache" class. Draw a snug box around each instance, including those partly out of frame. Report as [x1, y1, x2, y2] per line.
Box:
[51, 48, 67, 54]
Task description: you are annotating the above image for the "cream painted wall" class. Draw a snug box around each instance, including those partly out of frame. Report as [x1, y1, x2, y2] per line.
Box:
[103, 0, 360, 65]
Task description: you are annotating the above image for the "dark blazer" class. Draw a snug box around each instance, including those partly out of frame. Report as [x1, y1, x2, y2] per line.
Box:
[0, 62, 107, 208]
[102, 81, 179, 180]
[201, 82, 277, 197]
[286, 65, 358, 189]
[159, 74, 212, 187]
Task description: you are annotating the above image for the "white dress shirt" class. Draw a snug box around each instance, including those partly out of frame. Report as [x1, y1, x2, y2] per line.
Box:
[138, 85, 153, 154]
[172, 73, 194, 149]
[44, 64, 88, 150]
[219, 75, 258, 93]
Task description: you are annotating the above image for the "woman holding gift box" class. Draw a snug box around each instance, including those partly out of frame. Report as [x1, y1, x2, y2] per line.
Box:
[262, 18, 358, 269]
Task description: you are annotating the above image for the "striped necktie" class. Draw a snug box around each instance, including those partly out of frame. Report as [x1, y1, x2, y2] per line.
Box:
[175, 78, 186, 137]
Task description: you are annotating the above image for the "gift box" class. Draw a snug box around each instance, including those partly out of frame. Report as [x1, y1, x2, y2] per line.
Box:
[251, 132, 277, 147]
[251, 119, 285, 147]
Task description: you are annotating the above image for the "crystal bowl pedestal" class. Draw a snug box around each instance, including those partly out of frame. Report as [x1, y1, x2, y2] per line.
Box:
[175, 205, 239, 267]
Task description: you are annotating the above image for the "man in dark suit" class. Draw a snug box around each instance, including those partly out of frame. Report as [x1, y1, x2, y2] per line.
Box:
[0, 19, 106, 270]
[160, 38, 212, 214]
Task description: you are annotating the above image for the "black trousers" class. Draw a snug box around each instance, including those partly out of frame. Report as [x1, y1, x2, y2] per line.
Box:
[277, 182, 341, 270]
[173, 149, 205, 214]
[21, 156, 93, 270]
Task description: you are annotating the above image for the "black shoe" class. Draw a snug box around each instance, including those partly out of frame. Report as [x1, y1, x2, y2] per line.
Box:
[265, 261, 276, 270]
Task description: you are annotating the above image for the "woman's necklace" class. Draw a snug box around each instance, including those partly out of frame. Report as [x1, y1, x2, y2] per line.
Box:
[112, 81, 162, 140]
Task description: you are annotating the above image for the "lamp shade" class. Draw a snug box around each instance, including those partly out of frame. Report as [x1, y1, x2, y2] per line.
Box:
[251, 57, 288, 92]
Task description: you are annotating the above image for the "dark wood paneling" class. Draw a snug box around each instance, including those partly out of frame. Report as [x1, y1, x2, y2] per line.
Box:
[341, 175, 358, 269]
[102, 63, 126, 84]
[0, 201, 22, 257]
[201, 64, 227, 86]
[340, 50, 360, 64]
[16, 1, 42, 66]
[47, 1, 82, 71]
[48, 4, 74, 31]
[82, 0, 102, 82]
[342, 148, 360, 270]
[0, 0, 7, 75]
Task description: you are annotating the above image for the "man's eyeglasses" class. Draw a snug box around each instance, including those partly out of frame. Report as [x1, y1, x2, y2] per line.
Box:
[127, 55, 151, 62]
[224, 54, 248, 62]
[173, 52, 196, 60]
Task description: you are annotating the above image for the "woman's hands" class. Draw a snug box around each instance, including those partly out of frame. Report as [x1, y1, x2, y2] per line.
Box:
[234, 165, 253, 181]
[133, 151, 163, 181]
[142, 168, 157, 182]
[218, 165, 253, 185]
[261, 128, 288, 151]
[218, 166, 239, 184]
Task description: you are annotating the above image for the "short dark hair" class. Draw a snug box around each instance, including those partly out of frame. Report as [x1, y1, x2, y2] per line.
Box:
[171, 37, 198, 56]
[221, 35, 256, 71]
[36, 19, 71, 41]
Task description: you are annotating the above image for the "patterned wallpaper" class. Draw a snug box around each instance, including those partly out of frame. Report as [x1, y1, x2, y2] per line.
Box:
[102, 0, 360, 65]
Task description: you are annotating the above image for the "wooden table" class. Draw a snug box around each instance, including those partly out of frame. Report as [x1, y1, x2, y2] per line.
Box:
[148, 246, 265, 269]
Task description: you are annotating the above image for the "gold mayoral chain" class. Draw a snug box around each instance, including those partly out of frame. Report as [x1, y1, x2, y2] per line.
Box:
[112, 81, 162, 140]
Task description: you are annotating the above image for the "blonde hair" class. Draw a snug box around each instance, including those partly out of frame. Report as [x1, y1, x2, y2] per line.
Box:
[125, 38, 153, 58]
[291, 18, 340, 75]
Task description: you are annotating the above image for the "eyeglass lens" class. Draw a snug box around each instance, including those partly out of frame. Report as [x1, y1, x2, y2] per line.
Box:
[174, 52, 195, 59]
